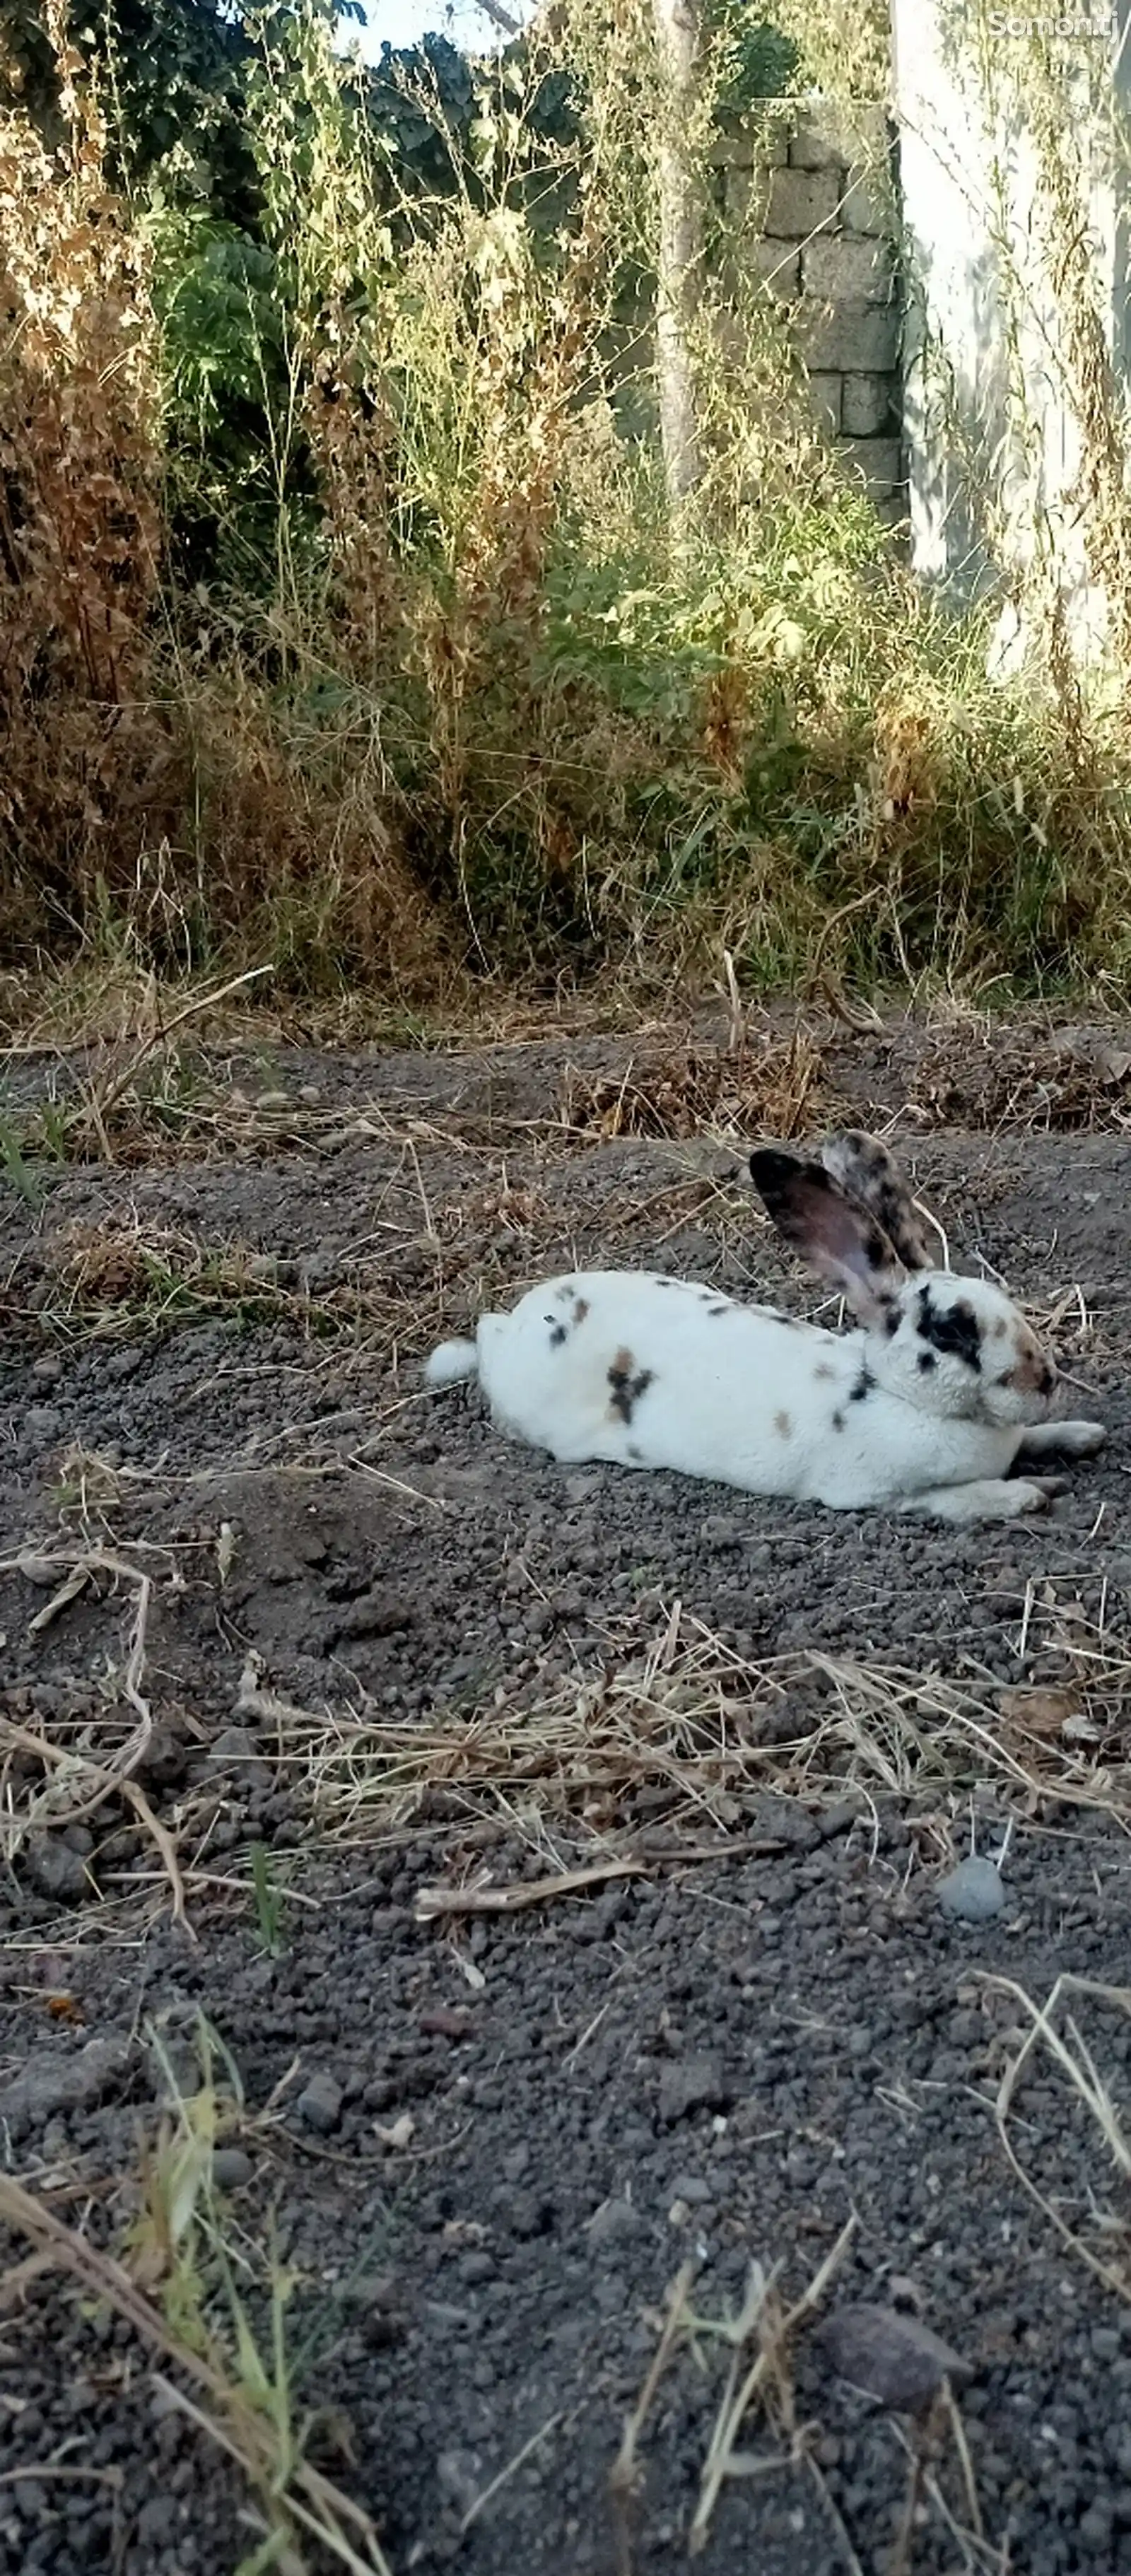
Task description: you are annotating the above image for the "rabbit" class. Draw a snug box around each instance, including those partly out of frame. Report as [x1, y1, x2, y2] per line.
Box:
[424, 1130, 1105, 1522]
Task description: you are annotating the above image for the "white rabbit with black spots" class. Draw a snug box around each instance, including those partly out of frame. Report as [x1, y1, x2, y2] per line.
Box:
[424, 1132, 1105, 1523]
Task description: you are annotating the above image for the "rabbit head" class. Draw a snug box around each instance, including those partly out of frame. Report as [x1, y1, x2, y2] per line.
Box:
[750, 1133, 1057, 1431]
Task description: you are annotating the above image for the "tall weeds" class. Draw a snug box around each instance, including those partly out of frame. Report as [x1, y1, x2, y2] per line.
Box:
[2, 0, 1131, 1010]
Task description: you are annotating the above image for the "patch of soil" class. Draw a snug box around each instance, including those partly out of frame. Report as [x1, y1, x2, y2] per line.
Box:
[1, 1015, 1130, 2576]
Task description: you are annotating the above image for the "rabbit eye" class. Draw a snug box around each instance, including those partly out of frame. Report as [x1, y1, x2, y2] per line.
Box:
[915, 1285, 983, 1373]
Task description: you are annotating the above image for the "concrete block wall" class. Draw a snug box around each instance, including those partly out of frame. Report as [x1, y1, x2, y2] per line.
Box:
[710, 100, 905, 525]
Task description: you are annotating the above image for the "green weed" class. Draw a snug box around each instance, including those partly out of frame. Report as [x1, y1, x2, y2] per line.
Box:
[0, 1111, 45, 1207]
[250, 1841, 287, 1959]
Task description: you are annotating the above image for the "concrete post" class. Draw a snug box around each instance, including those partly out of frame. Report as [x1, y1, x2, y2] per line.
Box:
[891, 0, 1131, 672]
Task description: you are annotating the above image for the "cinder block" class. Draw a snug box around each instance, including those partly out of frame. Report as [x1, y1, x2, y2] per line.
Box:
[725, 163, 772, 227]
[755, 239, 801, 300]
[765, 168, 841, 240]
[790, 100, 889, 168]
[836, 434, 905, 491]
[807, 371, 843, 436]
[803, 234, 894, 304]
[875, 491, 911, 530]
[708, 107, 790, 170]
[840, 370, 898, 436]
[841, 158, 895, 237]
[795, 300, 901, 373]
[787, 119, 844, 173]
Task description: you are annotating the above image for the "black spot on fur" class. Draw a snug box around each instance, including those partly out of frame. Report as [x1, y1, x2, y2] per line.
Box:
[916, 1284, 982, 1373]
[823, 1132, 932, 1271]
[832, 1410, 845, 1432]
[627, 1443, 643, 1460]
[708, 1303, 730, 1317]
[882, 1304, 900, 1337]
[608, 1355, 655, 1424]
[751, 1147, 903, 1282]
[546, 1316, 568, 1348]
[849, 1363, 874, 1403]
[918, 1350, 937, 1374]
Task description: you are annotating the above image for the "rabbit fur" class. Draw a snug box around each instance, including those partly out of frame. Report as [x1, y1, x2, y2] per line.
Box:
[425, 1131, 1105, 1523]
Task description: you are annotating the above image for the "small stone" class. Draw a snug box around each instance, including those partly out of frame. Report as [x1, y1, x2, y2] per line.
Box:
[586, 2197, 645, 2249]
[23, 1405, 61, 1444]
[435, 2449, 483, 2514]
[136, 2495, 180, 2548]
[668, 2174, 713, 2204]
[822, 2305, 971, 2413]
[299, 1249, 339, 1292]
[32, 1354, 63, 1385]
[418, 2008, 474, 2041]
[496, 2189, 547, 2238]
[211, 2147, 254, 2190]
[564, 1473, 602, 1504]
[0, 2032, 129, 2141]
[297, 2071, 343, 2133]
[699, 1514, 743, 1549]
[23, 1834, 89, 1902]
[207, 1726, 269, 1782]
[1091, 2326, 1122, 2362]
[658, 2051, 729, 2124]
[1079, 2502, 1113, 2549]
[333, 1589, 411, 1640]
[341, 2271, 398, 2309]
[937, 1856, 1007, 1923]
[254, 1090, 290, 1112]
[816, 1802, 859, 1841]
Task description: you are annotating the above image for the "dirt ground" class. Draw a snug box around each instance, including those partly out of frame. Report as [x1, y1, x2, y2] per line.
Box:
[2, 1004, 1131, 2576]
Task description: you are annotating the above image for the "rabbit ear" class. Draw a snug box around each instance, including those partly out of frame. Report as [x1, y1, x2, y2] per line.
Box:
[819, 1131, 932, 1272]
[749, 1147, 904, 1325]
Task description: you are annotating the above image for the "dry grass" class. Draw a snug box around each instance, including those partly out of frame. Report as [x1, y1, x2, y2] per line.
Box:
[40, 1213, 382, 1343]
[609, 2213, 1001, 2576]
[557, 1025, 829, 1143]
[609, 2222, 859, 2575]
[985, 1972, 1131, 2305]
[4, 1540, 1129, 1939]
[6, 995, 1131, 1253]
[0, 2027, 394, 2575]
[262, 1588, 1131, 1855]
[8, 10, 1131, 1008]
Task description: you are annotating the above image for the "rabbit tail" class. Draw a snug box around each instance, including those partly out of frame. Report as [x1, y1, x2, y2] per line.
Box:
[424, 1336, 480, 1388]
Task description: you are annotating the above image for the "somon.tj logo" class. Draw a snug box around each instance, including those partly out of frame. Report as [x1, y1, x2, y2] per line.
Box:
[987, 8, 1121, 34]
